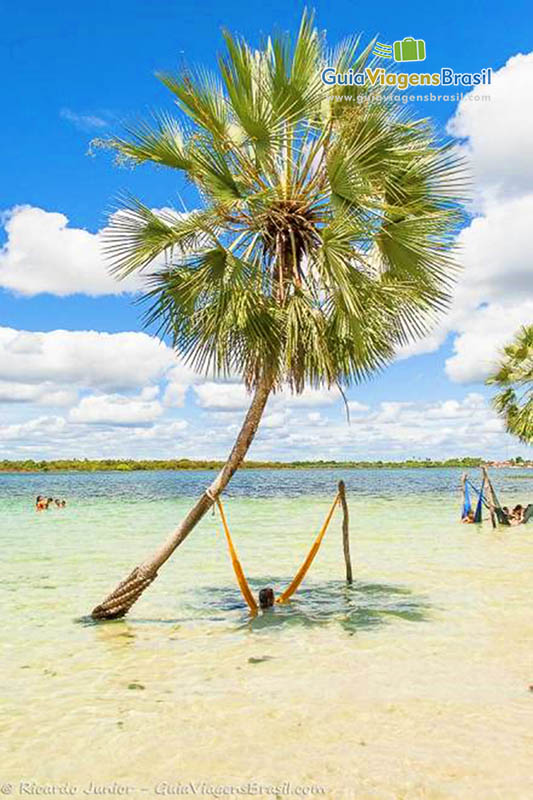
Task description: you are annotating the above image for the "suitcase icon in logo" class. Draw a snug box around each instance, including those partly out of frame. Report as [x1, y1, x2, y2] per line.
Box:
[393, 37, 426, 62]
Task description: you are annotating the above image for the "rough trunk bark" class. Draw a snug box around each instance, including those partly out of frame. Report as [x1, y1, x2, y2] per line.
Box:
[482, 466, 498, 529]
[338, 480, 353, 584]
[91, 374, 274, 620]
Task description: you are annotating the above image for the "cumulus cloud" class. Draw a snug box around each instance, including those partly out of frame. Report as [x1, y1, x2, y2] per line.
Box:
[261, 411, 288, 429]
[347, 400, 369, 414]
[0, 205, 194, 298]
[445, 301, 533, 383]
[0, 414, 188, 455]
[0, 381, 76, 406]
[193, 382, 340, 411]
[448, 52, 533, 203]
[163, 366, 199, 408]
[0, 389, 520, 462]
[69, 392, 164, 426]
[0, 326, 200, 437]
[0, 326, 177, 392]
[0, 206, 143, 297]
[193, 382, 249, 411]
[400, 52, 533, 382]
[0, 415, 70, 444]
[274, 387, 339, 408]
[232, 392, 512, 461]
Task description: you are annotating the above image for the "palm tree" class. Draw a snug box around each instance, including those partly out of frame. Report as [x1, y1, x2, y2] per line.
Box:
[486, 325, 533, 444]
[91, 11, 464, 619]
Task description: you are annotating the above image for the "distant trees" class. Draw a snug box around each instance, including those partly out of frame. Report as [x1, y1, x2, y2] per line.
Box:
[0, 457, 491, 472]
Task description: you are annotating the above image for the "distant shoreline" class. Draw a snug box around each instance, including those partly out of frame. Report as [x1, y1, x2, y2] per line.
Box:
[1, 458, 530, 473]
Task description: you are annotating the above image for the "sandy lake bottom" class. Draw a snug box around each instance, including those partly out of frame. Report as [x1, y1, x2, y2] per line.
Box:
[2, 468, 532, 800]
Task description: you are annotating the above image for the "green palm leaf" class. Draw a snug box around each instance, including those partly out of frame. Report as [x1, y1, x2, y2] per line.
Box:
[487, 325, 533, 444]
[96, 8, 466, 396]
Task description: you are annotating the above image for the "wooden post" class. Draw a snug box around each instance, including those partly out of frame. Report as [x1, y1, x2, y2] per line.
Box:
[338, 480, 353, 584]
[482, 466, 498, 529]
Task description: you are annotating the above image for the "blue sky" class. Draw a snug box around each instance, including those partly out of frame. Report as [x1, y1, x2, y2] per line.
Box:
[0, 0, 532, 461]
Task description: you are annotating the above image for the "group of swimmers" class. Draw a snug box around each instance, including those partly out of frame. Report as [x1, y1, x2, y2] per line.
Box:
[35, 496, 67, 511]
[502, 505, 526, 525]
[462, 503, 526, 525]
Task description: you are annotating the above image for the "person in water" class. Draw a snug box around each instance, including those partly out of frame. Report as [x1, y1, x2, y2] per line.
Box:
[35, 495, 47, 511]
[462, 510, 475, 524]
[511, 504, 524, 524]
[258, 587, 275, 609]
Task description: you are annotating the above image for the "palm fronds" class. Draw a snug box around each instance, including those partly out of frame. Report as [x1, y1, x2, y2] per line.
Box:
[97, 9, 467, 394]
[487, 325, 533, 444]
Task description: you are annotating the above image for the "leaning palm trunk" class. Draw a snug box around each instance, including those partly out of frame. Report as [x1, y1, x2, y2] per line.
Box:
[91, 375, 273, 619]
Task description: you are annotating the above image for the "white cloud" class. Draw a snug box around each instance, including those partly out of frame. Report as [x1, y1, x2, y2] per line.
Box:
[0, 379, 524, 461]
[440, 193, 533, 382]
[0, 381, 76, 406]
[261, 411, 287, 429]
[401, 53, 533, 382]
[347, 400, 369, 413]
[193, 383, 340, 412]
[163, 366, 197, 408]
[247, 392, 512, 460]
[445, 302, 533, 383]
[273, 387, 339, 408]
[448, 53, 533, 203]
[193, 382, 249, 411]
[0, 415, 69, 443]
[69, 392, 163, 426]
[0, 205, 195, 298]
[0, 327, 177, 392]
[428, 192, 533, 383]
[423, 393, 485, 419]
[139, 386, 160, 401]
[0, 206, 143, 297]
[60, 109, 109, 131]
[0, 414, 188, 455]
[455, 194, 533, 306]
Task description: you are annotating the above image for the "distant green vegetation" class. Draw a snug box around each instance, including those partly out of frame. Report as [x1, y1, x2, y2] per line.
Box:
[0, 457, 490, 473]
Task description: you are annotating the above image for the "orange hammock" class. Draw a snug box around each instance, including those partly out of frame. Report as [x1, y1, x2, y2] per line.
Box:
[215, 493, 340, 614]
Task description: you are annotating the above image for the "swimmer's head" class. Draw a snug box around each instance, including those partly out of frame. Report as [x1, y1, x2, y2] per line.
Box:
[258, 587, 275, 609]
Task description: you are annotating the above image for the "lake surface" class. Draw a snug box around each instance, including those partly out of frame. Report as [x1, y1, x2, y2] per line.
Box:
[2, 468, 532, 799]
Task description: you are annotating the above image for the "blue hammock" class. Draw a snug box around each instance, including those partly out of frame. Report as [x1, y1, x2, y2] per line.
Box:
[463, 472, 532, 526]
[461, 480, 472, 519]
[474, 479, 485, 523]
[462, 477, 486, 523]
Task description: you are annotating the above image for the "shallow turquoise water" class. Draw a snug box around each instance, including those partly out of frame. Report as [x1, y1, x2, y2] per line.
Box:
[2, 468, 533, 799]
